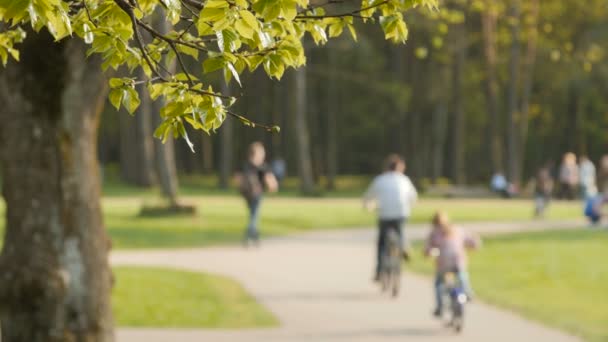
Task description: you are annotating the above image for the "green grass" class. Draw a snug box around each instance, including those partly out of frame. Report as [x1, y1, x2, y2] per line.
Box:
[408, 229, 608, 342]
[113, 266, 278, 328]
[103, 195, 581, 249]
[0, 191, 582, 249]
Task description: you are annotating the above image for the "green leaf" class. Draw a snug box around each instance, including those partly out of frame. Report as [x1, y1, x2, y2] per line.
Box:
[199, 7, 226, 22]
[203, 57, 225, 73]
[109, 78, 124, 88]
[226, 62, 242, 87]
[123, 87, 141, 114]
[235, 20, 254, 39]
[239, 10, 259, 30]
[347, 23, 358, 41]
[109, 88, 124, 110]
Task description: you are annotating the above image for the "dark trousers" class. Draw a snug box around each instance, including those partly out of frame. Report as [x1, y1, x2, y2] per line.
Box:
[376, 218, 405, 276]
[245, 196, 262, 241]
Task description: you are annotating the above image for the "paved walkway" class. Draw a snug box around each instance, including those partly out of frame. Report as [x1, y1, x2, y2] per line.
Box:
[113, 219, 584, 342]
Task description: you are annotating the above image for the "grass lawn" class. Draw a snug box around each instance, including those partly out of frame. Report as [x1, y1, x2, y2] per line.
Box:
[113, 266, 277, 328]
[0, 190, 582, 249]
[103, 195, 581, 249]
[408, 229, 608, 342]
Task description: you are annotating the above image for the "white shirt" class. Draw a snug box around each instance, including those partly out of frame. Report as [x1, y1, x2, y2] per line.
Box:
[580, 160, 597, 187]
[363, 172, 418, 219]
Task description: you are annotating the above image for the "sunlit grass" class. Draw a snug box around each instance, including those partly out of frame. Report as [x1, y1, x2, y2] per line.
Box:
[102, 194, 581, 249]
[113, 267, 278, 328]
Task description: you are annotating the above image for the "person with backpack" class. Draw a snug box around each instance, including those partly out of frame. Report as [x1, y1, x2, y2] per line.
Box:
[239, 142, 278, 246]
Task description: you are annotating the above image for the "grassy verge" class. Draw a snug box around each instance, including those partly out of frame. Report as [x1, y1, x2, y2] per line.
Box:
[113, 267, 278, 328]
[408, 229, 608, 342]
[103, 195, 581, 249]
[0, 194, 582, 249]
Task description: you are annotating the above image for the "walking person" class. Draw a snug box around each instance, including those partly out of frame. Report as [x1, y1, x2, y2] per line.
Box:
[598, 155, 608, 195]
[579, 155, 597, 199]
[238, 142, 278, 246]
[363, 154, 418, 281]
[558, 152, 579, 200]
[534, 165, 554, 218]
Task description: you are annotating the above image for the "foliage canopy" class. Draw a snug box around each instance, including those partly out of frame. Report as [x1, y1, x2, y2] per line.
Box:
[0, 0, 437, 150]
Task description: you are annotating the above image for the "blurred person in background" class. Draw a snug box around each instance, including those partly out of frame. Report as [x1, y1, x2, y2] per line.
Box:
[534, 164, 554, 218]
[271, 157, 287, 186]
[425, 211, 481, 318]
[558, 152, 579, 200]
[363, 154, 418, 281]
[579, 155, 597, 199]
[598, 155, 608, 194]
[584, 193, 607, 226]
[238, 142, 278, 246]
[491, 171, 518, 198]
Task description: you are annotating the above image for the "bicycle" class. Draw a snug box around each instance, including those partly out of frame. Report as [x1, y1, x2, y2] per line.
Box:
[442, 271, 468, 332]
[378, 229, 401, 297]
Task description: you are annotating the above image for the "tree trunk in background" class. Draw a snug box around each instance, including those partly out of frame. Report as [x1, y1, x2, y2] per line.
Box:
[201, 133, 214, 174]
[119, 71, 155, 187]
[451, 14, 467, 184]
[326, 48, 338, 190]
[507, 0, 522, 185]
[432, 65, 450, 183]
[0, 35, 113, 341]
[151, 15, 180, 205]
[293, 67, 315, 194]
[271, 81, 283, 159]
[151, 108, 180, 207]
[482, 0, 503, 174]
[218, 80, 233, 189]
[118, 70, 156, 187]
[518, 0, 539, 175]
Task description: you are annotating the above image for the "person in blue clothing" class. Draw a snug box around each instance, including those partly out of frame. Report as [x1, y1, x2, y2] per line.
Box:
[584, 193, 606, 225]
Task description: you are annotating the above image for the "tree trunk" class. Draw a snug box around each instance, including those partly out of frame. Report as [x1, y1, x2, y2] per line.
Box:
[481, 0, 503, 174]
[451, 14, 467, 184]
[507, 0, 522, 184]
[0, 34, 113, 341]
[218, 80, 233, 189]
[432, 65, 450, 183]
[326, 48, 338, 190]
[151, 119, 180, 207]
[518, 0, 539, 178]
[293, 67, 315, 194]
[201, 133, 214, 174]
[118, 69, 156, 186]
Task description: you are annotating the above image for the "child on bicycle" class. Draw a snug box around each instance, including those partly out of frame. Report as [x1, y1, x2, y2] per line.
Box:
[424, 211, 480, 318]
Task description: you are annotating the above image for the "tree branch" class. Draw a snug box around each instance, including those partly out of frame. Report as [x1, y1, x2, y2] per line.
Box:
[296, 0, 389, 20]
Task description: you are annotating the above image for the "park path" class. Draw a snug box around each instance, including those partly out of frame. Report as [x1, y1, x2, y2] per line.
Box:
[113, 219, 584, 342]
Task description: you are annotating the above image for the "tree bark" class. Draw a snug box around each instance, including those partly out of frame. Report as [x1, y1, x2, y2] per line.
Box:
[0, 34, 113, 341]
[293, 67, 315, 194]
[507, 0, 522, 184]
[218, 80, 233, 189]
[481, 0, 503, 174]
